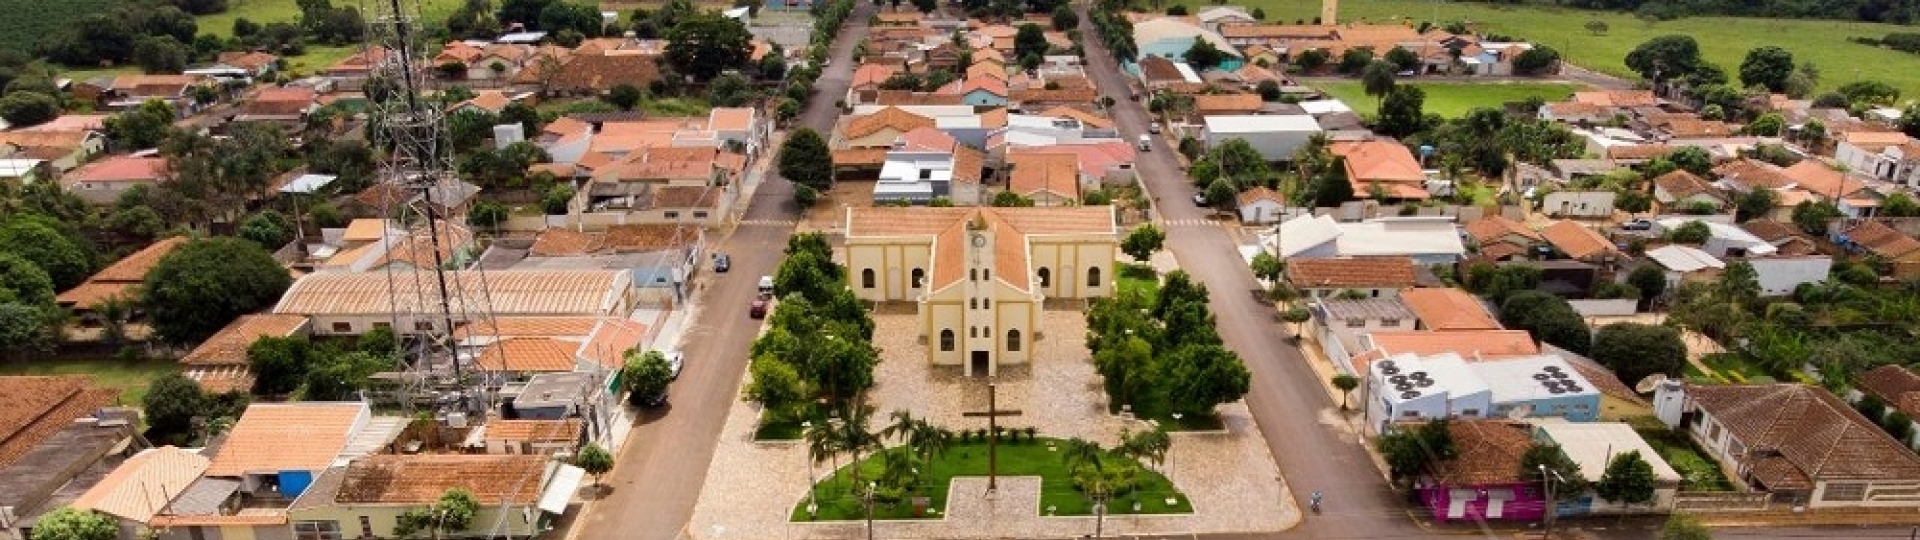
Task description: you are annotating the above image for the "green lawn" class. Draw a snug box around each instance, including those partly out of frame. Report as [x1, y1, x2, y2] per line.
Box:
[1311, 80, 1581, 119]
[0, 357, 179, 406]
[199, 0, 469, 38]
[1632, 424, 1735, 491]
[641, 97, 714, 117]
[1242, 0, 1920, 97]
[0, 0, 124, 52]
[793, 439, 1189, 520]
[1117, 263, 1160, 305]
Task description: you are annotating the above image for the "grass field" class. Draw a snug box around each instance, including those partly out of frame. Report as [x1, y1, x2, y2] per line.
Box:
[0, 0, 122, 52]
[0, 357, 179, 406]
[793, 439, 1189, 520]
[1241, 0, 1920, 98]
[200, 0, 470, 38]
[1311, 80, 1580, 118]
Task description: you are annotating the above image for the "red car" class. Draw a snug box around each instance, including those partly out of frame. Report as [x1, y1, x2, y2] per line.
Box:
[750, 294, 769, 319]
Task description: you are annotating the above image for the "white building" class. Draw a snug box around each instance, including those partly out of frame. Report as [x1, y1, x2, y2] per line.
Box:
[1364, 353, 1602, 434]
[1746, 256, 1833, 296]
[1639, 244, 1723, 291]
[1531, 421, 1683, 514]
[1542, 191, 1617, 218]
[1271, 214, 1466, 266]
[1201, 115, 1322, 161]
[1655, 218, 1778, 258]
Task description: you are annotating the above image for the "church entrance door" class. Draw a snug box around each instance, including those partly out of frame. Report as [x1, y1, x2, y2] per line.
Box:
[970, 351, 990, 377]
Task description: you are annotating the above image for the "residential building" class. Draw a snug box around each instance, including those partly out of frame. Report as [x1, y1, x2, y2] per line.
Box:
[1004, 141, 1136, 188]
[1538, 220, 1620, 265]
[1638, 245, 1724, 291]
[545, 52, 661, 97]
[839, 107, 936, 149]
[1364, 353, 1602, 434]
[1713, 158, 1795, 194]
[1835, 131, 1916, 183]
[214, 51, 280, 78]
[874, 128, 986, 205]
[1740, 220, 1820, 256]
[1236, 186, 1287, 224]
[70, 447, 209, 540]
[0, 376, 136, 540]
[1005, 152, 1080, 205]
[1654, 382, 1920, 507]
[477, 419, 583, 455]
[286, 455, 582, 539]
[1201, 115, 1321, 161]
[1273, 214, 1467, 265]
[1286, 257, 1417, 299]
[1331, 140, 1427, 200]
[1543, 191, 1616, 219]
[1352, 330, 1540, 374]
[56, 236, 186, 314]
[1832, 219, 1920, 277]
[1191, 93, 1264, 117]
[1311, 297, 1418, 359]
[1654, 218, 1778, 258]
[1131, 18, 1239, 64]
[1745, 256, 1833, 297]
[1651, 170, 1726, 213]
[1463, 215, 1541, 262]
[232, 87, 317, 131]
[1530, 421, 1683, 514]
[841, 206, 1117, 376]
[1415, 420, 1548, 523]
[578, 149, 742, 227]
[59, 155, 168, 205]
[179, 314, 313, 394]
[1856, 365, 1920, 448]
[272, 270, 634, 336]
[1396, 287, 1500, 331]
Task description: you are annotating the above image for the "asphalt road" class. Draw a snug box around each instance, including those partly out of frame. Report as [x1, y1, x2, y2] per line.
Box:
[569, 6, 872, 540]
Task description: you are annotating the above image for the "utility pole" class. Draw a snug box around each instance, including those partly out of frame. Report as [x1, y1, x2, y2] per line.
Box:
[865, 481, 877, 540]
[1539, 464, 1566, 540]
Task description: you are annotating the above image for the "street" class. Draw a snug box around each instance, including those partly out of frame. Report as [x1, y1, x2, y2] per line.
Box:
[566, 5, 873, 540]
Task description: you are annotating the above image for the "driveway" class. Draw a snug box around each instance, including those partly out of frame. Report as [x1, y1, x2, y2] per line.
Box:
[1075, 7, 1443, 539]
[568, 6, 874, 540]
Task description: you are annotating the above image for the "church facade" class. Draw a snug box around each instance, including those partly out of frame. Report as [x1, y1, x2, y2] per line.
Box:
[842, 206, 1118, 376]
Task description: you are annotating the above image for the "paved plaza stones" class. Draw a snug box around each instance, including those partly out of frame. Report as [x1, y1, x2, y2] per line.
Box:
[684, 308, 1299, 539]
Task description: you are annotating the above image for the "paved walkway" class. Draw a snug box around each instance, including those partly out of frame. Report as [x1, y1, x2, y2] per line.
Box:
[682, 309, 1298, 539]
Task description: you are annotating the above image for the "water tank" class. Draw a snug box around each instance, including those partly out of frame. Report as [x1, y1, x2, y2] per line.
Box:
[494, 123, 526, 149]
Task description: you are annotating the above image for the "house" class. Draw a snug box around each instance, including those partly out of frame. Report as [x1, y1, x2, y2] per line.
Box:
[1835, 131, 1915, 183]
[1530, 421, 1683, 515]
[1543, 191, 1616, 219]
[1005, 152, 1080, 205]
[1365, 353, 1603, 434]
[272, 270, 634, 336]
[1312, 297, 1418, 359]
[0, 158, 49, 185]
[1832, 220, 1920, 277]
[840, 107, 936, 149]
[1331, 140, 1428, 200]
[1415, 420, 1548, 523]
[477, 337, 581, 375]
[214, 51, 280, 78]
[1273, 214, 1467, 266]
[1191, 93, 1264, 117]
[1639, 244, 1724, 291]
[1286, 256, 1417, 299]
[0, 130, 105, 172]
[841, 206, 1117, 376]
[285, 455, 582, 538]
[446, 89, 518, 115]
[480, 419, 583, 455]
[57, 156, 167, 205]
[315, 221, 478, 273]
[178, 314, 312, 394]
[70, 447, 210, 540]
[1654, 382, 1920, 507]
[232, 87, 317, 131]
[1651, 170, 1726, 213]
[56, 237, 187, 313]
[82, 75, 206, 111]
[1009, 87, 1100, 112]
[319, 46, 391, 78]
[1856, 365, 1920, 448]
[1131, 18, 1239, 64]
[545, 52, 661, 97]
[1202, 115, 1321, 161]
[1740, 220, 1819, 256]
[1396, 287, 1500, 331]
[847, 63, 901, 106]
[959, 76, 1009, 107]
[1713, 158, 1795, 194]
[873, 128, 985, 205]
[0, 376, 136, 540]
[1136, 55, 1197, 91]
[1655, 218, 1778, 258]
[1004, 141, 1136, 188]
[1236, 186, 1287, 224]
[1463, 215, 1541, 262]
[1538, 221, 1619, 265]
[1745, 256, 1833, 297]
[578, 148, 743, 226]
[1352, 330, 1541, 375]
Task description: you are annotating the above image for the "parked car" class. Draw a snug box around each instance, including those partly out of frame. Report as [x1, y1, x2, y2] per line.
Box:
[666, 350, 684, 380]
[758, 275, 774, 296]
[642, 389, 668, 408]
[750, 294, 770, 319]
[1621, 218, 1654, 231]
[1193, 193, 1208, 205]
[1148, 123, 1161, 134]
[713, 254, 730, 273]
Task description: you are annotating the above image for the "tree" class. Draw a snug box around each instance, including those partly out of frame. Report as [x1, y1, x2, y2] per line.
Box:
[1014, 23, 1048, 61]
[1668, 220, 1711, 244]
[1733, 189, 1776, 223]
[623, 350, 674, 406]
[912, 0, 936, 12]
[1120, 224, 1166, 263]
[1160, 342, 1251, 416]
[142, 237, 293, 344]
[1616, 190, 1653, 215]
[1337, 47, 1374, 74]
[1521, 443, 1590, 500]
[1361, 60, 1397, 106]
[1783, 62, 1819, 99]
[1331, 374, 1359, 410]
[1738, 46, 1793, 92]
[1838, 80, 1900, 107]
[1584, 20, 1608, 35]
[745, 355, 806, 416]
[1591, 322, 1686, 387]
[31, 508, 118, 540]
[1668, 146, 1714, 176]
[238, 211, 295, 248]
[575, 442, 614, 487]
[992, 190, 1035, 207]
[105, 99, 178, 150]
[1249, 251, 1283, 285]
[1184, 39, 1226, 70]
[468, 200, 508, 231]
[1294, 48, 1330, 73]
[1628, 264, 1669, 306]
[0, 252, 54, 307]
[396, 488, 480, 540]
[1511, 45, 1560, 76]
[0, 303, 47, 356]
[540, 1, 604, 36]
[1376, 419, 1455, 483]
[1051, 5, 1078, 30]
[1595, 450, 1658, 505]
[1255, 79, 1282, 102]
[1857, 395, 1889, 422]
[1744, 112, 1785, 137]
[1791, 200, 1843, 235]
[1499, 291, 1591, 355]
[0, 91, 59, 127]
[1464, 264, 1543, 304]
[1661, 515, 1713, 540]
[1624, 35, 1703, 84]
[133, 36, 189, 74]
[600, 83, 641, 111]
[778, 128, 833, 191]
[143, 372, 208, 443]
[1884, 411, 1914, 443]
[1313, 157, 1355, 207]
[0, 217, 94, 290]
[1382, 46, 1419, 72]
[1375, 85, 1426, 138]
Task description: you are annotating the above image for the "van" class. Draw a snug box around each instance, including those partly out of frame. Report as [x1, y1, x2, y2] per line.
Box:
[1138, 135, 1152, 151]
[758, 276, 774, 295]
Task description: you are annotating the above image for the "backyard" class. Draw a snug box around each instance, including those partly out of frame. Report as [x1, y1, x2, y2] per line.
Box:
[1243, 0, 1920, 97]
[793, 438, 1189, 520]
[1629, 417, 1735, 492]
[0, 356, 179, 406]
[1310, 81, 1582, 119]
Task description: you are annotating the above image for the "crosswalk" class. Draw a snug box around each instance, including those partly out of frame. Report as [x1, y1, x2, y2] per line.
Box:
[737, 219, 800, 227]
[1157, 218, 1235, 228]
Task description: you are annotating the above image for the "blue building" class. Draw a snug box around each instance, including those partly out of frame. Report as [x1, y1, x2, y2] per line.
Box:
[1364, 353, 1602, 434]
[1130, 18, 1240, 65]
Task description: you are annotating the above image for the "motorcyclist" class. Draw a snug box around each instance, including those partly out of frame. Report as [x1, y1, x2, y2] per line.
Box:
[1310, 491, 1322, 512]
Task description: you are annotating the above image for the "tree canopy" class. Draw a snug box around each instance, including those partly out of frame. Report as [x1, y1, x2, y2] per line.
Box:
[1120, 224, 1166, 263]
[30, 508, 118, 540]
[1591, 322, 1686, 387]
[1624, 35, 1703, 84]
[1738, 46, 1794, 92]
[1595, 449, 1658, 505]
[1499, 291, 1591, 355]
[623, 349, 674, 406]
[142, 237, 293, 344]
[778, 128, 833, 193]
[665, 12, 753, 81]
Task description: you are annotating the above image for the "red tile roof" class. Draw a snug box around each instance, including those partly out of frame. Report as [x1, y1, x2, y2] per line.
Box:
[336, 454, 549, 504]
[1397, 288, 1500, 331]
[476, 337, 581, 372]
[1463, 216, 1540, 245]
[1652, 170, 1720, 202]
[1687, 383, 1920, 488]
[0, 376, 120, 468]
[1429, 420, 1535, 485]
[1844, 220, 1920, 258]
[1285, 257, 1417, 289]
[1007, 153, 1080, 199]
[844, 107, 934, 139]
[62, 156, 167, 184]
[1859, 365, 1920, 420]
[1540, 221, 1615, 260]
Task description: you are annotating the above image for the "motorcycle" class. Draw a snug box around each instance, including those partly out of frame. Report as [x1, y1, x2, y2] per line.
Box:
[1310, 491, 1322, 514]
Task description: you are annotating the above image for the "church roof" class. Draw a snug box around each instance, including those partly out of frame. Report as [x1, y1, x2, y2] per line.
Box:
[843, 206, 1117, 292]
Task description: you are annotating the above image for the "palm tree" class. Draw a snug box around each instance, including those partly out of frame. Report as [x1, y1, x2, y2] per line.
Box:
[1060, 437, 1106, 477]
[838, 403, 882, 486]
[881, 409, 920, 445]
[804, 419, 844, 490]
[910, 423, 952, 466]
[877, 448, 921, 498]
[1118, 428, 1171, 472]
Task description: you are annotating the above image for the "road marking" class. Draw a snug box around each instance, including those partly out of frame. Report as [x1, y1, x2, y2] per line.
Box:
[1157, 219, 1234, 228]
[737, 220, 799, 227]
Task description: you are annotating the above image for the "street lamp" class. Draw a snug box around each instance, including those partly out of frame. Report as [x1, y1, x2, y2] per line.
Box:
[1092, 483, 1109, 540]
[1168, 412, 1183, 478]
[802, 420, 818, 518]
[865, 481, 877, 540]
[1539, 464, 1567, 539]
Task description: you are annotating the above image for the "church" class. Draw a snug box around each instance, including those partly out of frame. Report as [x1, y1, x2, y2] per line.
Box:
[842, 206, 1119, 376]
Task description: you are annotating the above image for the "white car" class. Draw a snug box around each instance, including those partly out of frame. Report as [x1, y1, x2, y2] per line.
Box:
[666, 350, 684, 380]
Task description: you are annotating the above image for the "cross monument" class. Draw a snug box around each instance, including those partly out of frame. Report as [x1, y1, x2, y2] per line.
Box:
[960, 382, 1023, 494]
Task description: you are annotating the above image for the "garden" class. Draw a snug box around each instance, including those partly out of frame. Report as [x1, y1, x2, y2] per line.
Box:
[743, 232, 883, 441]
[792, 409, 1187, 520]
[1089, 230, 1252, 430]
[1628, 416, 1734, 492]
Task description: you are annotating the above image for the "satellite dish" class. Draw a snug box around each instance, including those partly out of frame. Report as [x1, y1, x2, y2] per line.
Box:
[1634, 373, 1670, 394]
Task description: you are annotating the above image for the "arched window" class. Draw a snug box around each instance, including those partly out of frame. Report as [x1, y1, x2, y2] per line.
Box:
[1088, 266, 1102, 287]
[970, 269, 978, 281]
[1007, 329, 1021, 351]
[969, 298, 977, 309]
[1037, 267, 1051, 287]
[940, 329, 955, 351]
[984, 269, 992, 282]
[983, 298, 991, 309]
[911, 268, 925, 288]
[861, 268, 876, 289]
[969, 326, 977, 338]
